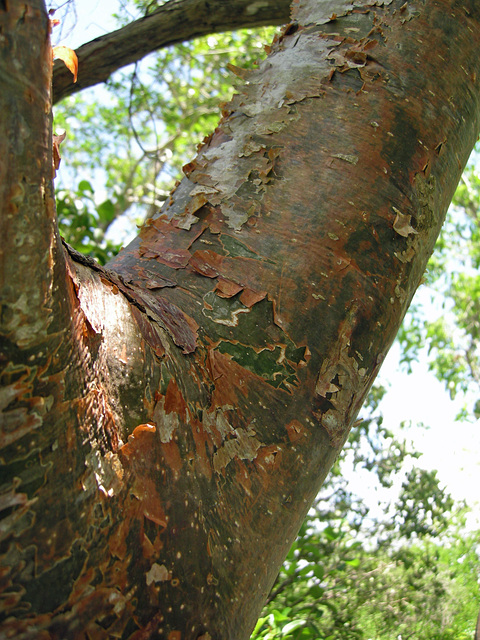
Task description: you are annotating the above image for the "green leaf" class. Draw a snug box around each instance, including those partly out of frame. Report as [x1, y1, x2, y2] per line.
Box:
[78, 179, 94, 193]
[313, 565, 324, 580]
[96, 199, 116, 223]
[307, 584, 325, 599]
[252, 616, 269, 635]
[323, 526, 339, 541]
[271, 609, 290, 623]
[345, 558, 360, 567]
[282, 619, 306, 636]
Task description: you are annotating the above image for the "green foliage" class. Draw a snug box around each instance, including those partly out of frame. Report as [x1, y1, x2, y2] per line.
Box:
[353, 528, 480, 640]
[56, 179, 122, 264]
[392, 468, 455, 540]
[253, 489, 480, 639]
[252, 388, 479, 640]
[252, 516, 363, 640]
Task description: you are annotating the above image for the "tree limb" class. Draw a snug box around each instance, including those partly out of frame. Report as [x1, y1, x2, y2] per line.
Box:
[52, 0, 291, 103]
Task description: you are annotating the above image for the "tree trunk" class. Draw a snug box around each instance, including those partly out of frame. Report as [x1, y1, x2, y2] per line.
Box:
[52, 0, 291, 104]
[1, 0, 480, 639]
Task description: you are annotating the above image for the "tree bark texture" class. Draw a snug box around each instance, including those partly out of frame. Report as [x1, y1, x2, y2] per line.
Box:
[52, 0, 292, 104]
[2, 0, 480, 639]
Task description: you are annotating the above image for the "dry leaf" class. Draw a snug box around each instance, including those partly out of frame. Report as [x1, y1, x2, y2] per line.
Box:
[53, 46, 78, 82]
[52, 130, 66, 176]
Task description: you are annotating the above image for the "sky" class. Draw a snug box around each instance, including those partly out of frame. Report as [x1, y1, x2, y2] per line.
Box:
[50, 0, 119, 48]
[378, 339, 480, 526]
[50, 0, 480, 527]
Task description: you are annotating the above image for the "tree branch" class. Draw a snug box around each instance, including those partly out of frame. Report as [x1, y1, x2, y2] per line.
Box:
[52, 0, 291, 104]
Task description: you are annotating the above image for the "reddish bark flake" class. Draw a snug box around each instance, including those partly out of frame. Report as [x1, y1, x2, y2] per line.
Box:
[205, 207, 226, 234]
[332, 255, 352, 272]
[100, 276, 120, 294]
[189, 424, 214, 480]
[239, 287, 266, 308]
[164, 378, 187, 420]
[161, 440, 183, 475]
[130, 265, 177, 289]
[188, 249, 224, 278]
[136, 478, 168, 528]
[139, 215, 205, 268]
[206, 348, 279, 411]
[119, 422, 157, 459]
[118, 425, 169, 525]
[139, 245, 190, 268]
[255, 444, 282, 470]
[285, 419, 307, 443]
[227, 62, 252, 80]
[52, 130, 66, 175]
[182, 159, 199, 178]
[214, 278, 244, 298]
[184, 191, 209, 216]
[108, 515, 131, 561]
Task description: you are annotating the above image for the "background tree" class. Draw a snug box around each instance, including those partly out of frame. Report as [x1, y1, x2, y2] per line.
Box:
[1, 1, 480, 639]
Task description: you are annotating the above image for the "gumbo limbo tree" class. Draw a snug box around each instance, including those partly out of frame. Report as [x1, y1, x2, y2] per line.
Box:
[1, 0, 479, 638]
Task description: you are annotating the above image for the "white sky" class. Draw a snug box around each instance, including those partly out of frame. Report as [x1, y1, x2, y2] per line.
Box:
[377, 319, 480, 526]
[50, 0, 119, 48]
[52, 0, 480, 527]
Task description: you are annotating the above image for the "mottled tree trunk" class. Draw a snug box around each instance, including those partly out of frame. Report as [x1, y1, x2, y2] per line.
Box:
[1, 0, 480, 639]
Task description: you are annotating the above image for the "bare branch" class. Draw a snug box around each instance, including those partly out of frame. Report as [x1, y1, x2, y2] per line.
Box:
[52, 0, 291, 103]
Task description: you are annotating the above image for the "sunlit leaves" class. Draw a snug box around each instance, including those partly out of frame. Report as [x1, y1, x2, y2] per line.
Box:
[392, 468, 455, 539]
[56, 179, 122, 264]
[252, 389, 477, 639]
[256, 495, 479, 639]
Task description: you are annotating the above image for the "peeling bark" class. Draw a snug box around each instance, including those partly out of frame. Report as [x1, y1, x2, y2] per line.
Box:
[2, 0, 480, 639]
